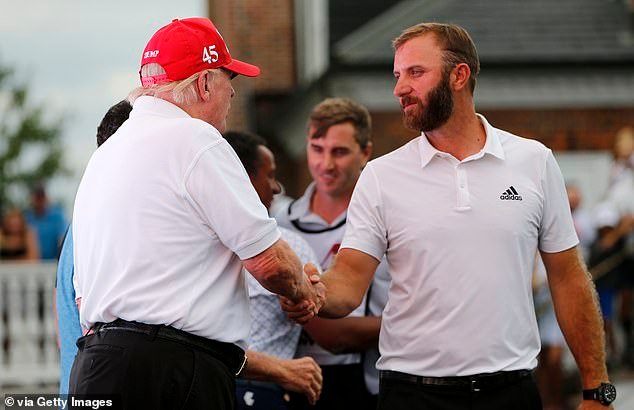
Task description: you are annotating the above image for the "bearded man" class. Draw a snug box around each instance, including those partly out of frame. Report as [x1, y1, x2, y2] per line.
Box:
[283, 22, 614, 410]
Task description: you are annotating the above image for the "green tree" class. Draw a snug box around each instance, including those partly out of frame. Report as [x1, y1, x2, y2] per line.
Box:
[0, 61, 66, 209]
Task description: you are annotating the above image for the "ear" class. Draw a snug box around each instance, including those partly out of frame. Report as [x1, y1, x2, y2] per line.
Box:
[362, 141, 373, 166]
[451, 63, 471, 92]
[196, 71, 211, 101]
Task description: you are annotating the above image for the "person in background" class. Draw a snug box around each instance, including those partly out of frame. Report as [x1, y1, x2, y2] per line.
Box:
[566, 183, 596, 261]
[275, 97, 390, 410]
[607, 126, 634, 190]
[285, 22, 614, 409]
[0, 208, 39, 261]
[603, 126, 634, 367]
[24, 183, 66, 260]
[224, 130, 323, 409]
[588, 203, 634, 368]
[533, 254, 566, 410]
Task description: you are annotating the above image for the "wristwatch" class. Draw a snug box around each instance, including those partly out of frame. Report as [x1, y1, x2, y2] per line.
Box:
[582, 382, 616, 406]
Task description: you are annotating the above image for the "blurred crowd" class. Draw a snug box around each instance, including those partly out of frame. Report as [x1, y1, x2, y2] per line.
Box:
[0, 184, 67, 262]
[534, 126, 634, 409]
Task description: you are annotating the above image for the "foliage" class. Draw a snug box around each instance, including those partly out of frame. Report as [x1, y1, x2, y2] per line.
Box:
[0, 62, 66, 208]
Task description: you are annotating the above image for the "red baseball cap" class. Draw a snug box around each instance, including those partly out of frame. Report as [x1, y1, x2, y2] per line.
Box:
[140, 17, 260, 87]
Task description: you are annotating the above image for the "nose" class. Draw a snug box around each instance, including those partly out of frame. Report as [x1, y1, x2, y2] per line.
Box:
[323, 153, 335, 170]
[272, 180, 282, 195]
[230, 85, 235, 98]
[393, 76, 410, 98]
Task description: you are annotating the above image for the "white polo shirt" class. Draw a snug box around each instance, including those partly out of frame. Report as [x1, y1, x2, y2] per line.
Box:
[341, 115, 579, 377]
[72, 96, 279, 349]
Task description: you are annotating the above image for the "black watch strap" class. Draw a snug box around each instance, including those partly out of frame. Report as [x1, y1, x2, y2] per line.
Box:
[583, 382, 616, 406]
[583, 388, 600, 401]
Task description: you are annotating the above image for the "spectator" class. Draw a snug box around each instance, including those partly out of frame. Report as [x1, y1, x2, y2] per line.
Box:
[533, 254, 566, 410]
[603, 126, 634, 367]
[275, 97, 390, 410]
[225, 130, 323, 409]
[0, 208, 39, 261]
[566, 183, 596, 261]
[607, 126, 634, 190]
[24, 184, 66, 260]
[589, 203, 634, 368]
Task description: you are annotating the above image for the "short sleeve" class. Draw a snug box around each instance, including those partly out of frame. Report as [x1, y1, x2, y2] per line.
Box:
[184, 140, 280, 259]
[340, 164, 387, 261]
[539, 150, 579, 253]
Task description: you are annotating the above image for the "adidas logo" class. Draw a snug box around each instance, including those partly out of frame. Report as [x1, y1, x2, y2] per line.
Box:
[500, 186, 523, 201]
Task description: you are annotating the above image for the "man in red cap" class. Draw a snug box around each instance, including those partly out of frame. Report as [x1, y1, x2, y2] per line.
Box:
[69, 17, 325, 409]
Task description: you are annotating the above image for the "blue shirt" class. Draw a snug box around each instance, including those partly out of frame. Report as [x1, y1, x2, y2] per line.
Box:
[55, 227, 81, 394]
[25, 204, 67, 260]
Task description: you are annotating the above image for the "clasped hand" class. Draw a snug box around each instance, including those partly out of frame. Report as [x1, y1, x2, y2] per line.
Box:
[279, 263, 325, 324]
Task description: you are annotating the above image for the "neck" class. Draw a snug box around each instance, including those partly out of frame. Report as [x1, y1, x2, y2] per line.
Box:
[424, 99, 485, 161]
[310, 189, 350, 224]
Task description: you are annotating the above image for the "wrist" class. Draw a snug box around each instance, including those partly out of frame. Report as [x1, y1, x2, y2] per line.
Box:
[582, 382, 616, 406]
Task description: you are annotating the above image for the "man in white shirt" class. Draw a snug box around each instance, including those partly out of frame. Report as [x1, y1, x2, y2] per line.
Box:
[285, 22, 613, 410]
[70, 18, 324, 410]
[275, 98, 390, 409]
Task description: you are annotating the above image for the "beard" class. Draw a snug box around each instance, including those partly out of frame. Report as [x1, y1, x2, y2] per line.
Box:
[401, 71, 454, 132]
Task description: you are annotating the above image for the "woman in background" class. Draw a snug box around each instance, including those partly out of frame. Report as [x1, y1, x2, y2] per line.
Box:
[0, 208, 40, 261]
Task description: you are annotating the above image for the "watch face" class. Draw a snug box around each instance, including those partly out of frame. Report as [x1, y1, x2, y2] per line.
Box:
[599, 383, 617, 404]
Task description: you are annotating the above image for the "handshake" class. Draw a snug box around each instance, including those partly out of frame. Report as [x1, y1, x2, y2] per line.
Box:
[279, 263, 326, 324]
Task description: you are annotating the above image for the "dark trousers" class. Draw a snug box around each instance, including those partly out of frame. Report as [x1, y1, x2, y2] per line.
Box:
[378, 371, 542, 410]
[236, 379, 290, 410]
[289, 363, 373, 410]
[69, 327, 236, 410]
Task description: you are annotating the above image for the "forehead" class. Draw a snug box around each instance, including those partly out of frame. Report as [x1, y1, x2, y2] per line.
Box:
[308, 122, 359, 147]
[257, 145, 275, 168]
[394, 34, 444, 69]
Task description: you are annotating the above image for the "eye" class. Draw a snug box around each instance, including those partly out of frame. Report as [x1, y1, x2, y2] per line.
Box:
[333, 148, 350, 157]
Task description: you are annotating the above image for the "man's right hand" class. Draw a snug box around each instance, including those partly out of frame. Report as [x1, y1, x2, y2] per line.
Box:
[280, 263, 326, 324]
[277, 357, 322, 405]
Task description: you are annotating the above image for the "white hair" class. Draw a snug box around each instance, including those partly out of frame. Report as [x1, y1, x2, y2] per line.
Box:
[128, 63, 221, 106]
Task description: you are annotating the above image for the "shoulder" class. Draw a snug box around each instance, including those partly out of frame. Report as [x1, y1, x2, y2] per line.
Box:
[273, 202, 292, 227]
[178, 119, 226, 150]
[358, 138, 421, 189]
[49, 204, 66, 219]
[495, 127, 550, 159]
[370, 138, 420, 169]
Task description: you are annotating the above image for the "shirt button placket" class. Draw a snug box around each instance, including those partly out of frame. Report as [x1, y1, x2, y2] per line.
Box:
[455, 165, 471, 210]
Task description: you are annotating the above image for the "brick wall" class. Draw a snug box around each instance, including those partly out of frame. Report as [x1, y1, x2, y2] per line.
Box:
[208, 0, 297, 131]
[368, 108, 634, 155]
[480, 108, 634, 151]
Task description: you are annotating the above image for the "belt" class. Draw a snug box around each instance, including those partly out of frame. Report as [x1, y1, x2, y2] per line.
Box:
[91, 319, 247, 376]
[379, 369, 532, 392]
